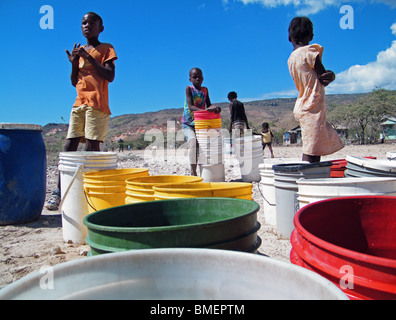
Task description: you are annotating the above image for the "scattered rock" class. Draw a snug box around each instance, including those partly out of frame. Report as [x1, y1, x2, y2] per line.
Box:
[79, 248, 89, 256]
[50, 246, 63, 255]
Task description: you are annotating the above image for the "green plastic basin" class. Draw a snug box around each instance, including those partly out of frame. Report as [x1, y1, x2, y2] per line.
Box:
[83, 197, 260, 255]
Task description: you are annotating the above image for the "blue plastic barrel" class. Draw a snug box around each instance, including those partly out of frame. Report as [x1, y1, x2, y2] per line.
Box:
[0, 124, 46, 225]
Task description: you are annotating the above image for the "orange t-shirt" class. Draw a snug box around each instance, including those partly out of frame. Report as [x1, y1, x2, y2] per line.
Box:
[74, 43, 117, 115]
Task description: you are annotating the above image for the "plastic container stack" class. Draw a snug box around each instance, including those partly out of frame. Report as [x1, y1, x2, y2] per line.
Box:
[194, 110, 225, 182]
[83, 168, 149, 213]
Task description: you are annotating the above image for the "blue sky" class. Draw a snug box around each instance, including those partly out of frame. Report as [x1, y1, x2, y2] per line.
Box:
[1, 0, 395, 126]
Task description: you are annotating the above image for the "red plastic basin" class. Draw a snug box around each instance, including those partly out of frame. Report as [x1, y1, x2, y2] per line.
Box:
[291, 196, 396, 300]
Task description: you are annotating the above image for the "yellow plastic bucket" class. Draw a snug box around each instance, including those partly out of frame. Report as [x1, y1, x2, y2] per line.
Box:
[84, 185, 126, 194]
[83, 168, 149, 185]
[153, 182, 253, 201]
[85, 191, 126, 213]
[194, 119, 222, 129]
[125, 175, 203, 203]
[83, 168, 149, 212]
[83, 184, 127, 213]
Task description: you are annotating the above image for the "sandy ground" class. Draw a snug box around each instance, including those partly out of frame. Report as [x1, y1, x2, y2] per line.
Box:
[0, 143, 394, 290]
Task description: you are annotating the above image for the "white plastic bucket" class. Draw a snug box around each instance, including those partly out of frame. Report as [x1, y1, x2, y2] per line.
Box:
[196, 128, 223, 165]
[345, 155, 396, 177]
[58, 152, 117, 244]
[297, 177, 396, 208]
[234, 135, 263, 182]
[258, 159, 306, 227]
[259, 163, 278, 226]
[224, 138, 232, 154]
[198, 138, 223, 165]
[387, 152, 396, 160]
[0, 248, 348, 300]
[198, 163, 225, 182]
[273, 161, 332, 239]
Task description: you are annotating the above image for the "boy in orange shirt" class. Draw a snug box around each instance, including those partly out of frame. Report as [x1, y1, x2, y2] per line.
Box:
[46, 12, 117, 210]
[65, 11, 117, 151]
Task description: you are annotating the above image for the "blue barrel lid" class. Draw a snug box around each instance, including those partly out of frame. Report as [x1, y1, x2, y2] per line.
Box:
[0, 123, 42, 130]
[272, 161, 333, 172]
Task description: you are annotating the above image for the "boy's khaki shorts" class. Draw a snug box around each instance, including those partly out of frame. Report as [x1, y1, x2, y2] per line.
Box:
[66, 105, 110, 142]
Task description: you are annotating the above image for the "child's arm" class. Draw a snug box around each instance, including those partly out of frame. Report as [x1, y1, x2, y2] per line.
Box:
[229, 102, 233, 132]
[242, 110, 249, 129]
[205, 89, 221, 114]
[314, 55, 335, 87]
[77, 46, 115, 82]
[65, 43, 81, 87]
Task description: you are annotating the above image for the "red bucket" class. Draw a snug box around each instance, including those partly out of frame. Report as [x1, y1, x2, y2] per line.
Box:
[291, 196, 396, 300]
[330, 159, 347, 178]
[194, 110, 221, 121]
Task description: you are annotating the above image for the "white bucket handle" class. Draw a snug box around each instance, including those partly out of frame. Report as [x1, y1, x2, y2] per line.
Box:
[257, 183, 276, 206]
[58, 163, 84, 212]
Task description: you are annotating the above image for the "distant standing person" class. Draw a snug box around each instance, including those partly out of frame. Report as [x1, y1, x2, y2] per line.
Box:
[45, 12, 117, 210]
[118, 138, 124, 152]
[228, 91, 249, 137]
[261, 122, 274, 158]
[287, 17, 343, 163]
[182, 67, 221, 176]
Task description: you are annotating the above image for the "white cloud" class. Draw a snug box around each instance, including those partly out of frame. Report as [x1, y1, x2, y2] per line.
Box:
[327, 23, 396, 94]
[230, 0, 396, 15]
[392, 22, 396, 35]
[376, 0, 396, 9]
[240, 89, 298, 101]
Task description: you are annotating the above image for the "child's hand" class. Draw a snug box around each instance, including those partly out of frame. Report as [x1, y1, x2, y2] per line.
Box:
[65, 43, 81, 64]
[318, 70, 335, 87]
[76, 46, 91, 60]
[207, 105, 221, 114]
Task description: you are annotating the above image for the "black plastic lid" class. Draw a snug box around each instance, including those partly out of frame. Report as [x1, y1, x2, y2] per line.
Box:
[272, 161, 333, 172]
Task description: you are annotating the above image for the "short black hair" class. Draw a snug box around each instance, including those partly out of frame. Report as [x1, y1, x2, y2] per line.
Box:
[85, 12, 103, 27]
[228, 91, 237, 100]
[288, 17, 313, 44]
[262, 122, 269, 129]
[189, 67, 203, 77]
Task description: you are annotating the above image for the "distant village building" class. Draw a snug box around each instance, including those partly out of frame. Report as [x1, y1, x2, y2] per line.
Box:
[335, 126, 348, 141]
[283, 126, 301, 145]
[381, 117, 396, 141]
[283, 125, 348, 146]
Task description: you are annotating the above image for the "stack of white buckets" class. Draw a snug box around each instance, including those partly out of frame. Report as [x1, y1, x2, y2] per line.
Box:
[194, 111, 225, 182]
[58, 152, 117, 244]
[259, 159, 305, 230]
